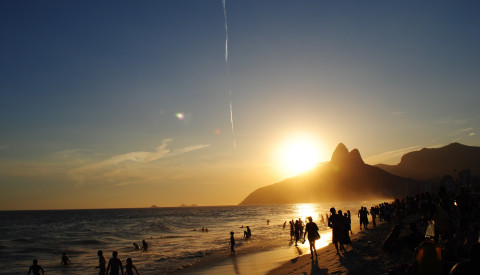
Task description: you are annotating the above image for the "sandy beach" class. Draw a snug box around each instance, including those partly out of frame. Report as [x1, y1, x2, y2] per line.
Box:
[179, 219, 417, 275]
[267, 221, 414, 275]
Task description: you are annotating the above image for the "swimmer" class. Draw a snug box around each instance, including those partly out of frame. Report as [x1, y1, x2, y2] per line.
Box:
[125, 258, 139, 275]
[28, 259, 45, 275]
[60, 252, 70, 265]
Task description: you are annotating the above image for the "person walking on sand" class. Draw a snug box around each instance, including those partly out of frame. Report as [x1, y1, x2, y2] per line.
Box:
[28, 259, 44, 275]
[106, 251, 124, 275]
[141, 240, 148, 251]
[303, 216, 320, 259]
[230, 231, 236, 255]
[125, 258, 139, 275]
[96, 250, 106, 275]
[328, 207, 346, 254]
[60, 252, 70, 265]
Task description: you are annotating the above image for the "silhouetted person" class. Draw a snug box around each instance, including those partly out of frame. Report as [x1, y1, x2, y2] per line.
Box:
[106, 251, 124, 275]
[125, 258, 139, 275]
[404, 222, 425, 252]
[328, 207, 346, 254]
[382, 224, 402, 252]
[294, 220, 301, 246]
[370, 206, 377, 228]
[267, 219, 270, 225]
[60, 252, 70, 265]
[244, 226, 251, 239]
[289, 220, 295, 240]
[141, 240, 148, 251]
[97, 250, 106, 275]
[28, 259, 44, 275]
[303, 216, 319, 259]
[414, 241, 441, 275]
[450, 243, 480, 275]
[230, 231, 236, 255]
[133, 243, 140, 250]
[283, 221, 286, 229]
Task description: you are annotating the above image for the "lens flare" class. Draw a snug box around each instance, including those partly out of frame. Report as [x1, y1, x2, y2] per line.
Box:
[176, 113, 184, 120]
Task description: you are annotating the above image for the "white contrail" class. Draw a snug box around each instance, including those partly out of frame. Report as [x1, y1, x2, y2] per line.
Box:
[222, 0, 236, 149]
[222, 0, 229, 67]
[229, 91, 237, 149]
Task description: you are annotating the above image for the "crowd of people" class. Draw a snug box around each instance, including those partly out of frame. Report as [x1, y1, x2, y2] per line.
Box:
[341, 186, 480, 275]
[376, 187, 480, 274]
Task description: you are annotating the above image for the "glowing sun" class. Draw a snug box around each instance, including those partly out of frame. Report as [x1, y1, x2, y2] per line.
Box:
[278, 136, 323, 177]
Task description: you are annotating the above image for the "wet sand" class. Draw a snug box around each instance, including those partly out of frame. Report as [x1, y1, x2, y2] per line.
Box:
[267, 221, 413, 275]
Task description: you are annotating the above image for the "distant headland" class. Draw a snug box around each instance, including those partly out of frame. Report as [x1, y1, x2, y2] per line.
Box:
[240, 142, 480, 205]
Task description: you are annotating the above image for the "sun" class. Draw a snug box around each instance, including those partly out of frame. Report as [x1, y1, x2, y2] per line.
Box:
[277, 135, 324, 177]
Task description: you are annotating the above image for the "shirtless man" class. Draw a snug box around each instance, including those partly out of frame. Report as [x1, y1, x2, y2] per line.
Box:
[28, 259, 45, 275]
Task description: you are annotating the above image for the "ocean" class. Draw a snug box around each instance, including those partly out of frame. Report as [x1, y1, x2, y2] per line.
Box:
[0, 201, 384, 274]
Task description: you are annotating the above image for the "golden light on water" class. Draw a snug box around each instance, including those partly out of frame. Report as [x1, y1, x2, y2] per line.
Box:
[296, 203, 316, 220]
[295, 203, 332, 251]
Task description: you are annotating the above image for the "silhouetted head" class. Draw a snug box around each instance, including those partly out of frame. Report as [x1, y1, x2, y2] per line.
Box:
[126, 258, 132, 264]
[230, 231, 234, 236]
[112, 251, 118, 258]
[63, 252, 66, 256]
[33, 259, 38, 264]
[338, 210, 343, 215]
[98, 250, 103, 256]
[330, 207, 336, 214]
[307, 216, 312, 222]
[410, 223, 417, 232]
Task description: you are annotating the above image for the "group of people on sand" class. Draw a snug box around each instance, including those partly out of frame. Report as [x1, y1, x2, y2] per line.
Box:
[328, 208, 353, 254]
[287, 217, 321, 259]
[379, 187, 480, 274]
[344, 185, 480, 275]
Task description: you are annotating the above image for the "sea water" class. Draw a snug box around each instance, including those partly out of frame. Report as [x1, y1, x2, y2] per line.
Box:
[0, 201, 384, 275]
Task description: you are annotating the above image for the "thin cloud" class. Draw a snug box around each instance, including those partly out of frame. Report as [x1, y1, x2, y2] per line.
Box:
[435, 117, 469, 125]
[364, 145, 422, 165]
[68, 139, 210, 186]
[451, 127, 473, 136]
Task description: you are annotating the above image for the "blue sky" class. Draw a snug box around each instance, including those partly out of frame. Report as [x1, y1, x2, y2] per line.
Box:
[1, 1, 479, 209]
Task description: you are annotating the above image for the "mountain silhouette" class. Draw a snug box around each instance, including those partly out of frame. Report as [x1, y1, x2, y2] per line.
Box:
[375, 142, 480, 181]
[239, 143, 420, 205]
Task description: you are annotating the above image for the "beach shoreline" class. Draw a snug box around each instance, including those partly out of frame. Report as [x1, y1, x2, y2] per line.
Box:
[177, 216, 419, 275]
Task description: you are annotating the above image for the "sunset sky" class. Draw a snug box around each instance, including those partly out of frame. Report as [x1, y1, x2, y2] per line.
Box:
[1, 1, 479, 210]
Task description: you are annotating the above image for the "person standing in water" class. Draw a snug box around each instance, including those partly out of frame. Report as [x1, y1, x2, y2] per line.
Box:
[125, 258, 139, 275]
[96, 250, 106, 275]
[141, 240, 148, 251]
[230, 231, 236, 255]
[28, 259, 44, 275]
[303, 216, 320, 259]
[106, 251, 124, 275]
[60, 252, 70, 265]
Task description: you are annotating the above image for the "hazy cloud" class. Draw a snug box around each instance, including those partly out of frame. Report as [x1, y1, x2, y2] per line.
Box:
[68, 139, 210, 186]
[0, 145, 9, 151]
[436, 117, 469, 125]
[364, 145, 422, 165]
